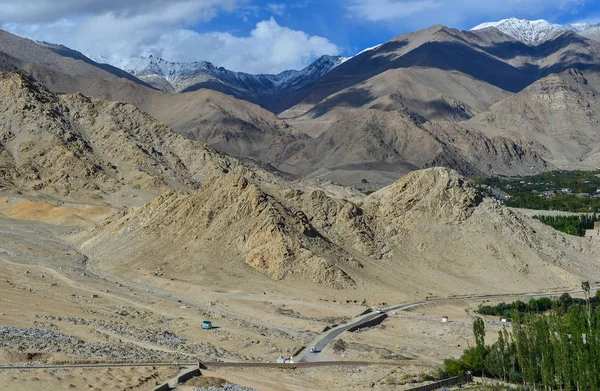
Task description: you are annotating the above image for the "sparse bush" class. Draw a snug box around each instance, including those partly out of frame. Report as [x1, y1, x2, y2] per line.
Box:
[332, 338, 347, 354]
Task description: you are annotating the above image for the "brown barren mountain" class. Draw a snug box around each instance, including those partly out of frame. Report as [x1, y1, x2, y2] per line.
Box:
[74, 166, 600, 296]
[0, 29, 304, 165]
[278, 26, 600, 122]
[0, 72, 239, 205]
[465, 67, 600, 170]
[277, 108, 550, 190]
[3, 26, 600, 184]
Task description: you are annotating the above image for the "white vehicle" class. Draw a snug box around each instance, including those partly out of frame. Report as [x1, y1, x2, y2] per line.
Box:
[310, 347, 318, 353]
[376, 309, 385, 314]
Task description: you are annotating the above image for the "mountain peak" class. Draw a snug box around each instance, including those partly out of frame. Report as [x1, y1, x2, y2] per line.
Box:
[471, 18, 562, 45]
[472, 17, 600, 45]
[92, 54, 347, 96]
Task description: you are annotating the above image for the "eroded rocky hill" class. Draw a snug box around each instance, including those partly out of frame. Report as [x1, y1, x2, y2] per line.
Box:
[74, 166, 600, 296]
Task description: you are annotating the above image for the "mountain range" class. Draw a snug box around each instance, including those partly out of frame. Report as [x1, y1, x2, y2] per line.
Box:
[87, 17, 600, 111]
[2, 17, 600, 296]
[2, 18, 600, 190]
[98, 53, 349, 99]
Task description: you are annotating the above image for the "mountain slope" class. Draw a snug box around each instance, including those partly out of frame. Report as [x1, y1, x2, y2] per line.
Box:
[96, 54, 347, 110]
[465, 67, 600, 170]
[78, 174, 358, 289]
[281, 66, 511, 137]
[0, 31, 152, 88]
[0, 29, 305, 165]
[0, 72, 240, 205]
[267, 24, 600, 184]
[277, 24, 600, 123]
[277, 109, 550, 189]
[74, 167, 600, 296]
[144, 89, 307, 162]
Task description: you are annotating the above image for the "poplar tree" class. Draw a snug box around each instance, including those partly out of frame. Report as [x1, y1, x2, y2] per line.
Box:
[473, 317, 486, 376]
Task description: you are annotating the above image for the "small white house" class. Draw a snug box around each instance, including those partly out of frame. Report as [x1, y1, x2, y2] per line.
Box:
[441, 316, 449, 323]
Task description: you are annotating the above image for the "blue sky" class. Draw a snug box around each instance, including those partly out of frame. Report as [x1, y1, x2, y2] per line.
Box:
[207, 0, 600, 55]
[0, 0, 599, 74]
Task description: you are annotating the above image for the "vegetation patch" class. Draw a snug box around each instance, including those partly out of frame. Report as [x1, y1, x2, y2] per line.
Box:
[532, 215, 600, 236]
[475, 170, 600, 212]
[476, 293, 600, 319]
[445, 285, 600, 390]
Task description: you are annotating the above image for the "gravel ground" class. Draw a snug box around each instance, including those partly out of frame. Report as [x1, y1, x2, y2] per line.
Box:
[34, 315, 245, 360]
[0, 326, 190, 362]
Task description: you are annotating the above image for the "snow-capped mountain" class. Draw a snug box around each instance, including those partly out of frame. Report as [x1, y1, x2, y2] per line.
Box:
[94, 54, 348, 95]
[567, 22, 600, 41]
[472, 17, 600, 45]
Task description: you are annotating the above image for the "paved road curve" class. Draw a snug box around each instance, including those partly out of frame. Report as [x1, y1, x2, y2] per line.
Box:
[297, 289, 594, 362]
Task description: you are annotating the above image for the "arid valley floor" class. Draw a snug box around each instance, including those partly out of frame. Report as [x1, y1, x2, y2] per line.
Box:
[0, 192, 593, 390]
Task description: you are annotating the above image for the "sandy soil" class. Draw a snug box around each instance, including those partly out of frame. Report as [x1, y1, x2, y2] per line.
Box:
[0, 367, 180, 391]
[0, 196, 113, 227]
[324, 301, 507, 365]
[180, 365, 425, 391]
[0, 191, 589, 391]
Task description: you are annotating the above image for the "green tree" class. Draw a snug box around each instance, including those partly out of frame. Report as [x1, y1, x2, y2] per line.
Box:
[473, 317, 486, 377]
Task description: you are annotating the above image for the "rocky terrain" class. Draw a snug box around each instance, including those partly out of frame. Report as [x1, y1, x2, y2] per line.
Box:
[279, 108, 550, 188]
[70, 164, 600, 298]
[0, 72, 244, 205]
[0, 30, 306, 167]
[465, 67, 600, 170]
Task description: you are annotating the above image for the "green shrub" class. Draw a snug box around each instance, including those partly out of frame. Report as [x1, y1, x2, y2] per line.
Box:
[509, 368, 522, 383]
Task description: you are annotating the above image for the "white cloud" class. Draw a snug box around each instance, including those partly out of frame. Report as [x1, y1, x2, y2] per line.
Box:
[347, 0, 588, 27]
[0, 0, 239, 24]
[0, 0, 339, 74]
[348, 0, 438, 22]
[141, 18, 340, 74]
[267, 3, 286, 16]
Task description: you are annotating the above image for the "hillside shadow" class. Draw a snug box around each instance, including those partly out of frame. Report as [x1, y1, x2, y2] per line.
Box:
[273, 39, 539, 113]
[336, 40, 410, 77]
[385, 41, 534, 92]
[268, 40, 409, 113]
[477, 32, 594, 61]
[305, 87, 375, 118]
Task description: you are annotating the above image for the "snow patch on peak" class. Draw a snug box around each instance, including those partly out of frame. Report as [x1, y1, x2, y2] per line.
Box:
[472, 17, 562, 45]
[92, 54, 347, 94]
[566, 22, 600, 32]
[472, 17, 600, 45]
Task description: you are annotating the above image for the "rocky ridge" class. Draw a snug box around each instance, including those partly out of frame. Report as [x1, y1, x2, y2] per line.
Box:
[78, 174, 359, 289]
[0, 72, 239, 205]
[102, 54, 347, 95]
[76, 166, 600, 295]
[464, 67, 600, 169]
[471, 17, 600, 44]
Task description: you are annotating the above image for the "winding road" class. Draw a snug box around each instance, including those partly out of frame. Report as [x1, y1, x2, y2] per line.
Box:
[296, 289, 594, 362]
